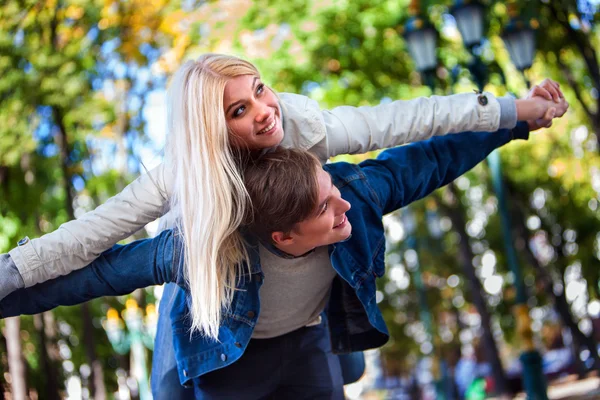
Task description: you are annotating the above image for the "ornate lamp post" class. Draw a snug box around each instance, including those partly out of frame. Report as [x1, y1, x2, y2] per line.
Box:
[401, 2, 547, 398]
[500, 12, 549, 400]
[450, 3, 547, 399]
[104, 299, 156, 400]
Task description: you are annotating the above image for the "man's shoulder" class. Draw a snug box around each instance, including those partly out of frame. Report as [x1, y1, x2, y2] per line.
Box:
[325, 162, 379, 205]
[324, 161, 365, 184]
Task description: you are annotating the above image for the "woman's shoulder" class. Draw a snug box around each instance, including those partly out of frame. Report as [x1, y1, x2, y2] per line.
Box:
[279, 92, 320, 111]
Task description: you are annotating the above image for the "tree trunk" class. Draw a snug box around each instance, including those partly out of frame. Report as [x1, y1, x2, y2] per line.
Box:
[4, 317, 27, 400]
[545, 1, 600, 149]
[509, 192, 600, 374]
[54, 106, 107, 399]
[439, 184, 511, 396]
[33, 314, 60, 400]
[81, 303, 107, 400]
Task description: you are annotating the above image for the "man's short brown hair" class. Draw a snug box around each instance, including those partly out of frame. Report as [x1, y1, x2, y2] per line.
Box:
[243, 148, 320, 241]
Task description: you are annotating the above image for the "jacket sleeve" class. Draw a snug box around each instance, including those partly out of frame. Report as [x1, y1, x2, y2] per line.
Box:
[323, 92, 516, 157]
[361, 122, 529, 215]
[0, 230, 180, 318]
[9, 163, 173, 288]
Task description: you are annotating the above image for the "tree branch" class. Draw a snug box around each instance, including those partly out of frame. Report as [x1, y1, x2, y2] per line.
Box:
[556, 55, 595, 121]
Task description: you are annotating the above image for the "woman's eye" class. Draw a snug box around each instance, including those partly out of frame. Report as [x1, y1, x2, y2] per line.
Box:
[233, 105, 246, 117]
[256, 83, 264, 95]
[320, 201, 328, 215]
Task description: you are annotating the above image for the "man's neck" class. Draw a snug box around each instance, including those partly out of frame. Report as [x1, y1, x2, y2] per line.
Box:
[260, 239, 317, 259]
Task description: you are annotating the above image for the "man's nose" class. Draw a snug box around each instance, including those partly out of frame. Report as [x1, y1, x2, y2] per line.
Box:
[336, 197, 351, 214]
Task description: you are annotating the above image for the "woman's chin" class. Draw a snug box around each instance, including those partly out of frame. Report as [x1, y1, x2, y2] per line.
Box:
[271, 127, 284, 146]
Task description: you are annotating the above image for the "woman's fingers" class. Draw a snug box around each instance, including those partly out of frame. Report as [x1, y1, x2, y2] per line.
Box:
[538, 79, 564, 101]
[529, 85, 553, 101]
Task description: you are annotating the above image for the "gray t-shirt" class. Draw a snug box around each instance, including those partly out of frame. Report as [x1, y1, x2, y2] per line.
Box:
[252, 245, 338, 339]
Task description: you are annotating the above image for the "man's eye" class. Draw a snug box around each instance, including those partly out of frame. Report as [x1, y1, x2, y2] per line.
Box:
[233, 105, 246, 117]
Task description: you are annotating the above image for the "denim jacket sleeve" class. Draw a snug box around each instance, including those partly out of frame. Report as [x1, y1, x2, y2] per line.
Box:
[361, 122, 529, 215]
[0, 230, 179, 318]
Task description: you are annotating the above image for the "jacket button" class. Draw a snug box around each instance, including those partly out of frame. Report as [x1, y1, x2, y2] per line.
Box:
[478, 94, 488, 106]
[234, 342, 242, 348]
[247, 311, 256, 319]
[221, 353, 227, 362]
[183, 369, 188, 377]
[17, 237, 30, 246]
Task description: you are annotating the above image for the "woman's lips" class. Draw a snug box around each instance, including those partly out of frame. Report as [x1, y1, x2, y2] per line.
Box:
[257, 118, 277, 136]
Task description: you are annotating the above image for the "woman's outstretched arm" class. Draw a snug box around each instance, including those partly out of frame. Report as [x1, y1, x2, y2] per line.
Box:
[8, 164, 173, 290]
[319, 80, 565, 158]
[0, 229, 181, 317]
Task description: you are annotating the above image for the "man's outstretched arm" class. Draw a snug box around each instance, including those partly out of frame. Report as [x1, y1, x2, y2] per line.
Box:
[361, 121, 529, 215]
[0, 229, 180, 318]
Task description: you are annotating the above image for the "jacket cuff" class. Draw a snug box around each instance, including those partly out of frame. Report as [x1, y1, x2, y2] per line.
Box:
[498, 95, 517, 130]
[0, 254, 24, 302]
[512, 121, 530, 141]
[8, 237, 43, 288]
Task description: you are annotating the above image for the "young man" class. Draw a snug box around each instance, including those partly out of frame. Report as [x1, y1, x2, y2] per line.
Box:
[0, 121, 538, 398]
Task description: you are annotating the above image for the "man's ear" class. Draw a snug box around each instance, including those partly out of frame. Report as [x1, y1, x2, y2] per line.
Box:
[271, 231, 294, 246]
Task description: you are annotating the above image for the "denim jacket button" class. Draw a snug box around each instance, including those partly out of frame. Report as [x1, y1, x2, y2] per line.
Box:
[17, 237, 30, 246]
[234, 342, 242, 348]
[220, 353, 227, 362]
[246, 311, 256, 319]
[183, 369, 188, 377]
[478, 94, 488, 106]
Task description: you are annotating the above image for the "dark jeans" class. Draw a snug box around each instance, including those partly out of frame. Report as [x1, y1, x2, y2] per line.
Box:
[151, 283, 361, 399]
[192, 317, 344, 399]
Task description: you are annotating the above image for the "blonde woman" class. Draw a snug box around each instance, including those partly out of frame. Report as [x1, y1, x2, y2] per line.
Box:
[0, 54, 564, 397]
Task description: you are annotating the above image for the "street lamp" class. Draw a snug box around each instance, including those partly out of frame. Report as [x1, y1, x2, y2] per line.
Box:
[450, 0, 485, 50]
[403, 16, 438, 90]
[501, 18, 536, 72]
[450, 0, 488, 90]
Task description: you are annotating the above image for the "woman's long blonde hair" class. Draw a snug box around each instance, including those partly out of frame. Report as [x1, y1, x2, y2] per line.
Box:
[165, 54, 258, 339]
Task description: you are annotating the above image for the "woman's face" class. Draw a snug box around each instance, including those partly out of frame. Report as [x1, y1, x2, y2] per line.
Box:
[223, 75, 284, 150]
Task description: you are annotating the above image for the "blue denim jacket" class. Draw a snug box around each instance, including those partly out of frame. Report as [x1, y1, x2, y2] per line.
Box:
[0, 122, 528, 386]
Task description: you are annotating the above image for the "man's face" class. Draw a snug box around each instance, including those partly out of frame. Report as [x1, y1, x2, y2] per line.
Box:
[286, 168, 352, 249]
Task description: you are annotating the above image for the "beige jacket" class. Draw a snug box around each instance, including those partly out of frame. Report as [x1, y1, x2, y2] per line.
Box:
[10, 91, 513, 287]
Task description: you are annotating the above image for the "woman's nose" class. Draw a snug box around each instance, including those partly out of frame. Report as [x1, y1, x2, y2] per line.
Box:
[254, 101, 270, 122]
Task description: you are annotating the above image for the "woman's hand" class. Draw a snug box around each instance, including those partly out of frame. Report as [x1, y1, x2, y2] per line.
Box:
[529, 79, 564, 103]
[515, 79, 569, 131]
[525, 79, 568, 131]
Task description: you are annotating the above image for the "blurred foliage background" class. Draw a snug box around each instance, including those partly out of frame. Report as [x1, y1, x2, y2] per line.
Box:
[0, 0, 599, 398]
